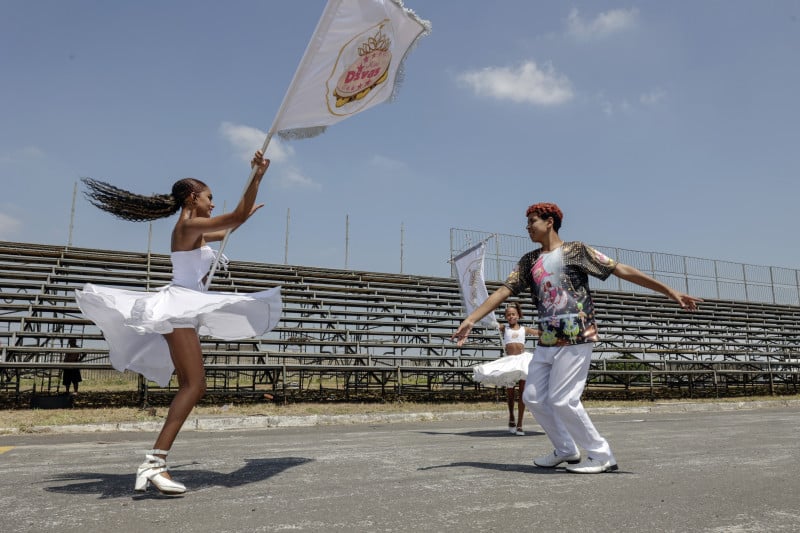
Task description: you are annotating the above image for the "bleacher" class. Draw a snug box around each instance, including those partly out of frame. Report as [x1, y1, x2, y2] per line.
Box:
[1, 240, 799, 405]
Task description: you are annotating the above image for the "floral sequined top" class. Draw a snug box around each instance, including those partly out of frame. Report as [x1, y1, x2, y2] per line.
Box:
[503, 241, 617, 346]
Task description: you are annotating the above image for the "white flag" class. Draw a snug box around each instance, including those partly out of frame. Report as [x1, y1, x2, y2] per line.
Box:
[274, 0, 430, 140]
[205, 1, 428, 288]
[453, 242, 498, 329]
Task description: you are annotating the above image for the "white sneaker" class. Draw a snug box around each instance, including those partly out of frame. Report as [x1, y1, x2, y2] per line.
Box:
[533, 450, 581, 468]
[566, 457, 619, 474]
[509, 427, 517, 434]
[515, 429, 525, 436]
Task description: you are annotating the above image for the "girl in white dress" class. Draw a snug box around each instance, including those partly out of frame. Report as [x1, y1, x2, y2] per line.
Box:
[472, 302, 538, 435]
[76, 151, 281, 495]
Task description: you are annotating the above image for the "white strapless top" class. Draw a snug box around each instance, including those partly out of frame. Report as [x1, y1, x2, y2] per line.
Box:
[170, 246, 227, 291]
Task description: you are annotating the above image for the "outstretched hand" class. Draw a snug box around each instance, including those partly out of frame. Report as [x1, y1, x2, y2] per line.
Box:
[674, 291, 703, 311]
[451, 319, 475, 347]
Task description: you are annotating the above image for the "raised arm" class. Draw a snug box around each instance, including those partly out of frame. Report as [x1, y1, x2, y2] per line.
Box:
[451, 285, 513, 346]
[612, 263, 702, 311]
[203, 152, 270, 242]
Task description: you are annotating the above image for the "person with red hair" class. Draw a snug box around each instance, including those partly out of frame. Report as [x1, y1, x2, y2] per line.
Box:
[452, 202, 702, 474]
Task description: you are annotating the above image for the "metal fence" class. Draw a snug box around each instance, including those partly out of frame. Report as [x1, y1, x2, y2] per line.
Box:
[450, 228, 800, 306]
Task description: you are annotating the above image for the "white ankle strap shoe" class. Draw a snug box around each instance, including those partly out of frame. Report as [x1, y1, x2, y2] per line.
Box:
[134, 449, 186, 495]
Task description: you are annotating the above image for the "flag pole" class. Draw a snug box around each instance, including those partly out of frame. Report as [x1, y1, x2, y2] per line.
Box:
[448, 233, 497, 264]
[204, 131, 273, 289]
[205, 1, 338, 289]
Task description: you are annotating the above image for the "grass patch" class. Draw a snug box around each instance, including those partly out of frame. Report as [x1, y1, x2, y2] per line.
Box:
[2, 394, 798, 433]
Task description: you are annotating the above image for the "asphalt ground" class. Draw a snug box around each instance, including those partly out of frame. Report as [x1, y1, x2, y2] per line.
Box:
[1, 402, 799, 532]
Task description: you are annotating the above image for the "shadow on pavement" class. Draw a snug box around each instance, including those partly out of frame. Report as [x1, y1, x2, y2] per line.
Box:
[418, 461, 633, 475]
[42, 457, 313, 499]
[417, 429, 546, 437]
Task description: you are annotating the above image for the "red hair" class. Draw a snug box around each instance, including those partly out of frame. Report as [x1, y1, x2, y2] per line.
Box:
[525, 202, 563, 231]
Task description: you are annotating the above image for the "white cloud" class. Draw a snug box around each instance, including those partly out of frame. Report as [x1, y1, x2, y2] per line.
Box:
[597, 94, 634, 116]
[219, 122, 294, 163]
[272, 167, 321, 191]
[640, 89, 667, 105]
[367, 154, 407, 173]
[567, 8, 639, 40]
[0, 212, 21, 238]
[457, 61, 574, 106]
[0, 146, 45, 164]
[220, 121, 321, 190]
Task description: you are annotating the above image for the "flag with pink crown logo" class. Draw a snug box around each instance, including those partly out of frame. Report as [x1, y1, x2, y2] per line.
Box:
[208, 1, 429, 287]
[272, 0, 430, 140]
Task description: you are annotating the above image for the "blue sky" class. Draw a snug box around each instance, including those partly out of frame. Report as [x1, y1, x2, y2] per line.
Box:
[1, 1, 799, 278]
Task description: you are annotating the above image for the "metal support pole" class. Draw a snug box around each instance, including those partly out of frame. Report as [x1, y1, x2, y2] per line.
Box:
[449, 228, 455, 278]
[67, 181, 77, 248]
[284, 208, 290, 265]
[742, 263, 749, 301]
[400, 222, 404, 274]
[345, 214, 350, 269]
[769, 266, 776, 305]
[494, 234, 501, 283]
[683, 255, 689, 294]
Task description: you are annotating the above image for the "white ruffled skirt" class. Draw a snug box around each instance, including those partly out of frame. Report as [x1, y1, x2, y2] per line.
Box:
[472, 352, 533, 387]
[75, 283, 282, 387]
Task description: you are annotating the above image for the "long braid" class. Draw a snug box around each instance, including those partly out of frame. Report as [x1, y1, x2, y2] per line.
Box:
[81, 177, 207, 222]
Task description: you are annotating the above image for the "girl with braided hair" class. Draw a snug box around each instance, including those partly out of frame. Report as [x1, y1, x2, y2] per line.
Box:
[76, 150, 281, 495]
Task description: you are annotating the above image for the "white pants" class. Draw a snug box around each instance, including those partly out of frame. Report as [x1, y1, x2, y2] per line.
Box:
[522, 343, 614, 462]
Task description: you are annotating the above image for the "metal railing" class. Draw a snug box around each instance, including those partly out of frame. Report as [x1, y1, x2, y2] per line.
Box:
[450, 228, 800, 306]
